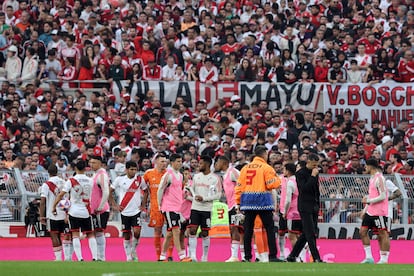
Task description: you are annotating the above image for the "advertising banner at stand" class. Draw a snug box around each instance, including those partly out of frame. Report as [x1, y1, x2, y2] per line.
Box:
[322, 83, 414, 128]
[130, 81, 322, 112]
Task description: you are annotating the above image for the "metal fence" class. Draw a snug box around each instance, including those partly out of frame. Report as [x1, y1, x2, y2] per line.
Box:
[1, 169, 413, 224]
[319, 174, 410, 224]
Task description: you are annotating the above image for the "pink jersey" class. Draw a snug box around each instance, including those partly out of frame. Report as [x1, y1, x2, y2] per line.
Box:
[285, 176, 300, 220]
[181, 180, 193, 220]
[279, 176, 287, 214]
[367, 172, 388, 217]
[222, 166, 240, 209]
[160, 168, 183, 213]
[90, 168, 110, 214]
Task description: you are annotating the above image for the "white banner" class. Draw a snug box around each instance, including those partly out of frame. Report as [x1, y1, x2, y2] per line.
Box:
[322, 82, 414, 128]
[128, 81, 322, 112]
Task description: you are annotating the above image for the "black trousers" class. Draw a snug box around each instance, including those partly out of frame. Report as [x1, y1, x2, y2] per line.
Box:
[243, 210, 277, 261]
[289, 211, 321, 260]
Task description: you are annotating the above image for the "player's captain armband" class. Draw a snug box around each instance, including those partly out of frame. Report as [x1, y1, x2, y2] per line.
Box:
[265, 178, 276, 185]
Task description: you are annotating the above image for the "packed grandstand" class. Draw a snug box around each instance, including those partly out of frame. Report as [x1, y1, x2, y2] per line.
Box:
[0, 0, 413, 221]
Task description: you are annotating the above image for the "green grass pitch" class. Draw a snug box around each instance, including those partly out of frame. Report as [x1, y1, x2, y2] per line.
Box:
[1, 262, 414, 276]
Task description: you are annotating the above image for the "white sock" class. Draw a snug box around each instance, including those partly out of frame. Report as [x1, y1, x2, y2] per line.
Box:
[240, 244, 245, 259]
[278, 235, 286, 258]
[179, 250, 186, 260]
[202, 236, 210, 261]
[253, 244, 259, 260]
[88, 237, 98, 260]
[123, 240, 131, 260]
[95, 232, 106, 261]
[380, 251, 389, 263]
[364, 245, 373, 259]
[72, 238, 83, 261]
[53, 246, 62, 261]
[159, 252, 167, 261]
[63, 241, 72, 261]
[131, 237, 139, 258]
[189, 235, 197, 260]
[299, 248, 307, 262]
[231, 241, 240, 258]
[260, 252, 269, 263]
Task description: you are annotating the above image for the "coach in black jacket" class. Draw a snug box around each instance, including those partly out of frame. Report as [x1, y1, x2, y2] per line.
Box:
[287, 153, 323, 262]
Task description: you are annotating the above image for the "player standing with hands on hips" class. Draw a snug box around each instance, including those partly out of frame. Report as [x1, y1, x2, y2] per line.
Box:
[287, 153, 323, 263]
[235, 146, 282, 262]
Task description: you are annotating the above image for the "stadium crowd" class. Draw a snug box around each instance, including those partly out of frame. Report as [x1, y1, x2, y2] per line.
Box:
[0, 1, 414, 221]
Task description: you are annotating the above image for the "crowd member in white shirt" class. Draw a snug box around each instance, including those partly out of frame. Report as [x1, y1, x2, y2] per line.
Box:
[5, 45, 21, 82]
[162, 56, 177, 81]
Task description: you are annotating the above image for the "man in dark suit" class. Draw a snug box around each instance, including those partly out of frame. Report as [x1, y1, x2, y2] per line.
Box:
[287, 153, 323, 262]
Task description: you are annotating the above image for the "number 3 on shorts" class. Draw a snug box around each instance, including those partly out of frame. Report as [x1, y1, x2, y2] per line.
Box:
[246, 170, 256, 185]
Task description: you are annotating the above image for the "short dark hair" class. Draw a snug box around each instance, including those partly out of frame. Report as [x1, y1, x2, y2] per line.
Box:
[308, 153, 320, 162]
[284, 163, 296, 175]
[200, 155, 212, 166]
[217, 155, 230, 164]
[254, 145, 268, 157]
[47, 164, 58, 175]
[170, 153, 182, 162]
[365, 158, 379, 168]
[75, 160, 87, 171]
[126, 161, 138, 169]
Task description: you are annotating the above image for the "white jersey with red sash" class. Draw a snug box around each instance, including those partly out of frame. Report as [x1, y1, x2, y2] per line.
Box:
[111, 174, 147, 216]
[355, 54, 372, 68]
[91, 168, 110, 214]
[199, 65, 218, 83]
[63, 174, 93, 219]
[40, 176, 67, 220]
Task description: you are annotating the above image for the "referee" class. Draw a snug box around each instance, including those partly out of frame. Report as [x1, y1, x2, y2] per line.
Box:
[235, 146, 282, 262]
[287, 153, 323, 262]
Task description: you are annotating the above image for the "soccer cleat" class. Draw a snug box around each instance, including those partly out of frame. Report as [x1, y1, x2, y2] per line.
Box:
[201, 256, 208, 262]
[157, 258, 168, 262]
[131, 256, 138, 262]
[286, 256, 297, 262]
[269, 258, 285, 262]
[180, 257, 192, 262]
[225, 257, 240, 262]
[361, 258, 375, 264]
[167, 257, 173, 262]
[241, 258, 251, 262]
[314, 259, 325, 263]
[377, 260, 388, 264]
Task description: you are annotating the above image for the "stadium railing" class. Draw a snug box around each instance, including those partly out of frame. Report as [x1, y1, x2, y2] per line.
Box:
[0, 169, 412, 225]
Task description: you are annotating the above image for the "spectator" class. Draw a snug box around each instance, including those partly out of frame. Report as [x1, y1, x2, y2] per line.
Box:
[19, 47, 38, 86]
[77, 56, 94, 89]
[5, 45, 21, 82]
[235, 58, 255, 82]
